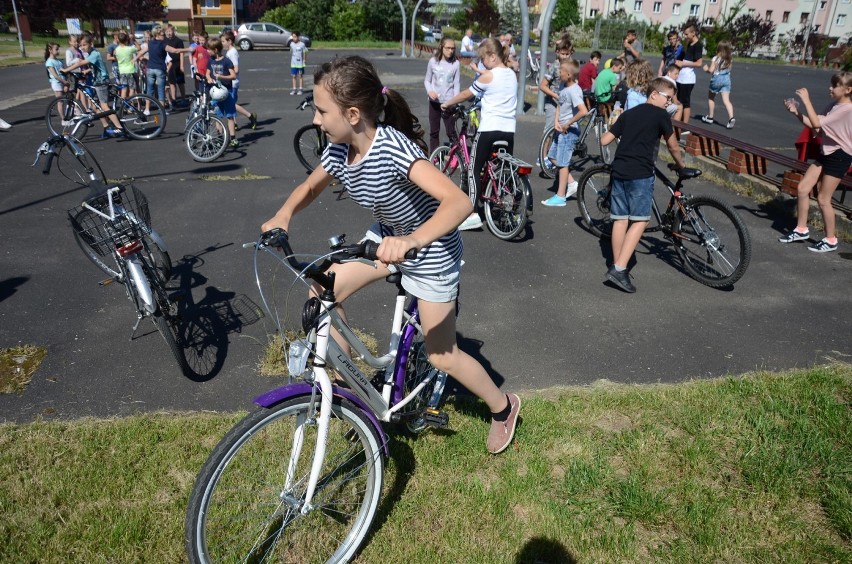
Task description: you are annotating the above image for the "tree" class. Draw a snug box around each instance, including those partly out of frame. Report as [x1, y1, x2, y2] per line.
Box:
[452, 0, 499, 36]
[551, 0, 580, 35]
[329, 0, 366, 41]
[499, 0, 521, 37]
[103, 0, 166, 23]
[725, 13, 775, 56]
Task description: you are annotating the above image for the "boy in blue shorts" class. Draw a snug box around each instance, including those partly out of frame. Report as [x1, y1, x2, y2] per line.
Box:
[206, 38, 239, 147]
[542, 59, 588, 206]
[599, 77, 685, 292]
[289, 32, 307, 95]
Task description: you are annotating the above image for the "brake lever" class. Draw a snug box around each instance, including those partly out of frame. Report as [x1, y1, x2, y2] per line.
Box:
[32, 142, 50, 167]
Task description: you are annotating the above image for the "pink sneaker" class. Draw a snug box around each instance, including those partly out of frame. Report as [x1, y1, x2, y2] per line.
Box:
[487, 393, 521, 454]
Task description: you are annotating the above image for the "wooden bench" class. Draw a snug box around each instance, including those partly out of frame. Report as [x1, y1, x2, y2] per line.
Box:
[673, 120, 851, 216]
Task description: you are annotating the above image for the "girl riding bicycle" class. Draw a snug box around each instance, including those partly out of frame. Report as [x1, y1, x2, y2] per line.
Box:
[441, 37, 518, 231]
[262, 55, 520, 454]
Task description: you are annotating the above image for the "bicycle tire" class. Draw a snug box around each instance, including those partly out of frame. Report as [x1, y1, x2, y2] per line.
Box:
[577, 164, 614, 239]
[595, 118, 613, 165]
[54, 138, 107, 189]
[185, 395, 384, 563]
[399, 326, 445, 434]
[141, 233, 172, 283]
[673, 195, 752, 288]
[185, 114, 230, 162]
[117, 94, 166, 140]
[538, 125, 557, 180]
[293, 124, 324, 172]
[429, 144, 464, 188]
[483, 163, 529, 240]
[145, 261, 193, 377]
[45, 96, 88, 137]
[69, 209, 122, 278]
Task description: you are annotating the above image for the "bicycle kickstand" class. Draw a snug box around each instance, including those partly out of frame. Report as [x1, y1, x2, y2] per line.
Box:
[129, 314, 144, 341]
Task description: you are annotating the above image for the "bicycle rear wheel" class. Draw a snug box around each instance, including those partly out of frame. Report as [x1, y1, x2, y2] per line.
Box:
[538, 126, 557, 179]
[577, 164, 614, 239]
[593, 119, 613, 165]
[185, 115, 230, 162]
[293, 124, 324, 172]
[673, 196, 752, 288]
[483, 163, 529, 240]
[117, 94, 166, 140]
[185, 395, 384, 563]
[429, 144, 464, 187]
[145, 260, 193, 377]
[141, 233, 172, 283]
[45, 96, 88, 137]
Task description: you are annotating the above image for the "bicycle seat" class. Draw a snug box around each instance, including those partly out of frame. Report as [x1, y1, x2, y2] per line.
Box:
[491, 140, 510, 150]
[678, 167, 702, 179]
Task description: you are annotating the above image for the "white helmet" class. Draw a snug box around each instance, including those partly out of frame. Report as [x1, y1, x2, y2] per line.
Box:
[210, 84, 229, 101]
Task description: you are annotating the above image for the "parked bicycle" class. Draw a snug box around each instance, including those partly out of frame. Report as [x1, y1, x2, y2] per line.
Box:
[33, 131, 192, 376]
[46, 74, 167, 140]
[184, 75, 231, 162]
[293, 91, 328, 173]
[577, 162, 752, 288]
[538, 92, 613, 179]
[429, 102, 533, 240]
[525, 48, 541, 84]
[185, 229, 449, 562]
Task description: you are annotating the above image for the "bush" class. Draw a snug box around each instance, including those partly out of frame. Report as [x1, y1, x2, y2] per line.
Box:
[329, 0, 367, 41]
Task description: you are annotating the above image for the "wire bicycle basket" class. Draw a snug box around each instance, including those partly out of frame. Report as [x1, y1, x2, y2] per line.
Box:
[68, 183, 151, 257]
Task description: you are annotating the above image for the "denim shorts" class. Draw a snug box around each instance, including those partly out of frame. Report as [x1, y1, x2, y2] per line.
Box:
[212, 92, 237, 118]
[709, 72, 731, 94]
[547, 125, 580, 168]
[610, 175, 655, 221]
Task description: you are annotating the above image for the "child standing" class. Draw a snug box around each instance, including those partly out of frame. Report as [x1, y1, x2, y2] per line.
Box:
[45, 42, 68, 98]
[600, 77, 686, 292]
[578, 50, 601, 92]
[542, 59, 587, 206]
[778, 72, 852, 253]
[623, 59, 654, 110]
[289, 32, 307, 95]
[593, 57, 624, 105]
[675, 23, 703, 124]
[660, 63, 683, 119]
[262, 55, 521, 454]
[114, 32, 138, 97]
[222, 31, 258, 129]
[701, 40, 735, 128]
[424, 37, 460, 153]
[206, 38, 239, 147]
[538, 36, 574, 174]
[62, 33, 126, 138]
[192, 32, 210, 93]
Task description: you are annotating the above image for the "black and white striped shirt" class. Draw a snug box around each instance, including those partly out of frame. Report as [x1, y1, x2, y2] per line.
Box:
[320, 125, 463, 276]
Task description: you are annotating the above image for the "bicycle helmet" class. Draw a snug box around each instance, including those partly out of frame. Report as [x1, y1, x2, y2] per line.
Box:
[210, 84, 229, 101]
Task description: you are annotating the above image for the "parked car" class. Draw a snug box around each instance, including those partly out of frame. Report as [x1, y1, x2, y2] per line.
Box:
[134, 22, 157, 43]
[235, 23, 311, 51]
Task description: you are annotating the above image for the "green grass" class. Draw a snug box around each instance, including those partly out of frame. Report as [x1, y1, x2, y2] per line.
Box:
[0, 365, 849, 561]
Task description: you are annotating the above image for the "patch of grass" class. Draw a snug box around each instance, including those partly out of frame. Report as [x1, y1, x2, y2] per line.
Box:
[260, 328, 381, 377]
[312, 41, 401, 50]
[198, 168, 271, 182]
[0, 35, 61, 67]
[0, 365, 849, 561]
[0, 345, 47, 394]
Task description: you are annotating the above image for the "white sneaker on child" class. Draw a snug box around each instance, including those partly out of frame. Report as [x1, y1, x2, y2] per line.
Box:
[458, 212, 483, 231]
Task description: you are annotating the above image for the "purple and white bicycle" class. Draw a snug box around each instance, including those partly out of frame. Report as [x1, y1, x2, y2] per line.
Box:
[185, 229, 448, 563]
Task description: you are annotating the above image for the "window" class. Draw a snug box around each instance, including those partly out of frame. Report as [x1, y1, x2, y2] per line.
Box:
[801, 12, 810, 24]
[653, 1, 661, 13]
[819, 1, 827, 9]
[709, 0, 717, 3]
[673, 3, 681, 15]
[782, 11, 790, 23]
[690, 4, 700, 16]
[766, 10, 772, 21]
[634, 0, 642, 12]
[590, 8, 599, 17]
[202, 0, 220, 7]
[838, 14, 847, 26]
[703, 17, 714, 26]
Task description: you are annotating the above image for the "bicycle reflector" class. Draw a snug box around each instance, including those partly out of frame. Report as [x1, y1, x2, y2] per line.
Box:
[517, 165, 532, 175]
[116, 239, 143, 257]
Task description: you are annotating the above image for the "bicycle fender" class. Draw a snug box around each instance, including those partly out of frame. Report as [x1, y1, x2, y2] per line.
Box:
[254, 383, 389, 457]
[147, 228, 169, 253]
[127, 257, 156, 313]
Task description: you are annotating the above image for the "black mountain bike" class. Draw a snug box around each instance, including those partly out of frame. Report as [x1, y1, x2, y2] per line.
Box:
[577, 162, 752, 288]
[293, 91, 327, 173]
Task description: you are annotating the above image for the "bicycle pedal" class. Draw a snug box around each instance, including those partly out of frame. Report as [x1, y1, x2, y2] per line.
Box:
[422, 408, 449, 428]
[99, 277, 117, 286]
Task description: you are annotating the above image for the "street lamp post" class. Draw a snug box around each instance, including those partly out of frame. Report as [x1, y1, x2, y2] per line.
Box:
[11, 0, 26, 58]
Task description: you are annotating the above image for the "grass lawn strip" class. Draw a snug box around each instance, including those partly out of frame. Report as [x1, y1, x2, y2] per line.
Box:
[0, 364, 849, 562]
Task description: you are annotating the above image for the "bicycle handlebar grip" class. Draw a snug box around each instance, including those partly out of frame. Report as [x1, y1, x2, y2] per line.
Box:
[42, 152, 55, 175]
[362, 241, 418, 262]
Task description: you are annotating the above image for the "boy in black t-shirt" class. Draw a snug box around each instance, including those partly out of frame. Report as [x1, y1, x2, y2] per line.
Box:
[599, 77, 686, 293]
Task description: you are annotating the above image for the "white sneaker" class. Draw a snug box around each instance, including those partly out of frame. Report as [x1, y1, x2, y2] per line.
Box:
[61, 120, 73, 127]
[143, 109, 151, 116]
[0, 118, 11, 130]
[458, 213, 483, 231]
[565, 181, 578, 198]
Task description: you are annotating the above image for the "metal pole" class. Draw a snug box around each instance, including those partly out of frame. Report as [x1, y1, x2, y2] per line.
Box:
[536, 0, 559, 115]
[411, 0, 425, 58]
[802, 3, 818, 62]
[516, 0, 529, 116]
[396, 0, 408, 57]
[11, 0, 26, 58]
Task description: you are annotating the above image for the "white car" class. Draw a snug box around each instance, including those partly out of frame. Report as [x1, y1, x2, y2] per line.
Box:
[235, 22, 311, 51]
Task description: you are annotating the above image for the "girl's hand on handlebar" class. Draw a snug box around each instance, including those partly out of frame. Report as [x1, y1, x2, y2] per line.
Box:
[376, 236, 419, 264]
[261, 217, 289, 234]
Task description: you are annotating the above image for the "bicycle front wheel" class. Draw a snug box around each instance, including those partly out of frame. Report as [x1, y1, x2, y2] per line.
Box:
[538, 126, 557, 179]
[54, 138, 107, 189]
[185, 115, 230, 162]
[117, 94, 166, 140]
[185, 396, 384, 563]
[577, 164, 614, 239]
[46, 96, 88, 137]
[293, 124, 324, 172]
[673, 196, 752, 288]
[429, 144, 464, 188]
[483, 164, 529, 240]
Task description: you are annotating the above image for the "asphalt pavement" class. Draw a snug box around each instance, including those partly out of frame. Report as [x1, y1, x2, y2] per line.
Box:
[0, 49, 849, 423]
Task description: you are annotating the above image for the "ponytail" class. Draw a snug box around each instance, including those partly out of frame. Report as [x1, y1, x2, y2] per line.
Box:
[44, 42, 59, 61]
[382, 88, 427, 153]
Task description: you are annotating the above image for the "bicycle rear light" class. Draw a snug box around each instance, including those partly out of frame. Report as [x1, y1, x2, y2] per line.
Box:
[517, 165, 532, 175]
[116, 239, 143, 257]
